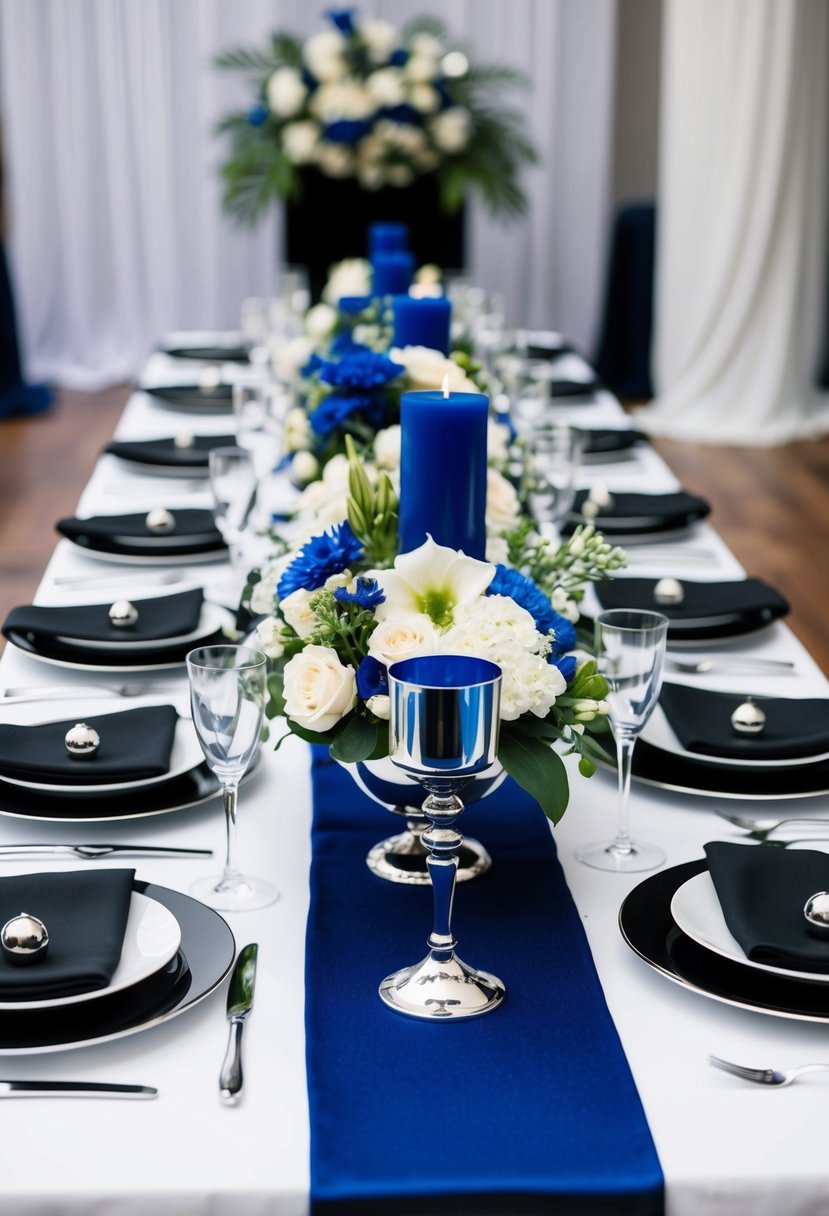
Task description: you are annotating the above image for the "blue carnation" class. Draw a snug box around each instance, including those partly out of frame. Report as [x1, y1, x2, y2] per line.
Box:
[334, 577, 386, 610]
[248, 103, 269, 127]
[320, 349, 403, 390]
[326, 7, 355, 34]
[277, 521, 363, 599]
[487, 565, 577, 657]
[356, 655, 389, 701]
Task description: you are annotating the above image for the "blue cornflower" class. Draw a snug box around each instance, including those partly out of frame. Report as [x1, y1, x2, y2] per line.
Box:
[320, 349, 404, 390]
[326, 7, 355, 35]
[248, 103, 269, 127]
[356, 656, 389, 701]
[277, 521, 364, 599]
[334, 578, 386, 610]
[487, 565, 577, 657]
[301, 351, 326, 380]
[310, 391, 374, 436]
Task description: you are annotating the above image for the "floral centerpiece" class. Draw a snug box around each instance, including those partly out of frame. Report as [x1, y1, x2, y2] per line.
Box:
[248, 444, 625, 824]
[214, 8, 537, 224]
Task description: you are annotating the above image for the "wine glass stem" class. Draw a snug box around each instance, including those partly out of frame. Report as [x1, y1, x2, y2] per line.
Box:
[422, 794, 463, 962]
[221, 782, 242, 883]
[613, 732, 636, 852]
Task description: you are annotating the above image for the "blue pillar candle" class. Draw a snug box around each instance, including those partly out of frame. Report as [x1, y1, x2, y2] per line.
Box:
[372, 251, 415, 296]
[368, 222, 409, 257]
[392, 294, 452, 355]
[399, 388, 489, 559]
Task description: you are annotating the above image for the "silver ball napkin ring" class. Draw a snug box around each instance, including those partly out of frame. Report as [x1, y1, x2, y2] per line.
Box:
[1, 912, 49, 965]
[109, 599, 138, 628]
[65, 722, 101, 758]
[804, 892, 829, 939]
[730, 696, 766, 735]
[654, 577, 684, 606]
[145, 508, 175, 535]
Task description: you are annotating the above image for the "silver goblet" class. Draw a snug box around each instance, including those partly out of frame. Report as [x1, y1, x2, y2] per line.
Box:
[380, 654, 506, 1020]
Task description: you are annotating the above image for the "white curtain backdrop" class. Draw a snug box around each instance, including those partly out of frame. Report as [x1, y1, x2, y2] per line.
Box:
[0, 0, 617, 391]
[643, 0, 829, 445]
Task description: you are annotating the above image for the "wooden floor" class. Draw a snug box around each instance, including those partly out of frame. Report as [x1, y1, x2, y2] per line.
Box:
[0, 387, 827, 672]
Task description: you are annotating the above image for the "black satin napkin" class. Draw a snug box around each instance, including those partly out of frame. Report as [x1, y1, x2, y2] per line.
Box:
[569, 489, 711, 535]
[583, 428, 648, 456]
[56, 509, 225, 557]
[0, 869, 136, 999]
[596, 577, 789, 639]
[659, 683, 829, 761]
[105, 434, 235, 469]
[0, 705, 179, 785]
[705, 842, 829, 973]
[3, 588, 204, 649]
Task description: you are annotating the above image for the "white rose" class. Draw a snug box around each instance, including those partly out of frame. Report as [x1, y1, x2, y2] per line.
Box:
[304, 30, 346, 82]
[408, 83, 439, 113]
[368, 612, 438, 666]
[431, 107, 472, 153]
[284, 404, 312, 451]
[410, 33, 444, 58]
[267, 67, 307, 118]
[311, 81, 374, 122]
[390, 345, 478, 393]
[305, 302, 337, 340]
[291, 450, 319, 485]
[367, 67, 405, 106]
[322, 257, 372, 304]
[279, 587, 317, 638]
[405, 53, 439, 83]
[362, 19, 397, 62]
[487, 418, 511, 465]
[283, 644, 356, 733]
[281, 120, 320, 165]
[366, 694, 391, 720]
[255, 616, 285, 660]
[486, 467, 521, 534]
[275, 336, 314, 385]
[374, 425, 401, 470]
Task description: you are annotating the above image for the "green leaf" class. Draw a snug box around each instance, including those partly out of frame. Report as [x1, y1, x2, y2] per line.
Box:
[329, 713, 383, 764]
[498, 730, 570, 824]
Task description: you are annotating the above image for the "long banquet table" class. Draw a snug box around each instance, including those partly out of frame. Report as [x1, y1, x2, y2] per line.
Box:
[1, 346, 829, 1215]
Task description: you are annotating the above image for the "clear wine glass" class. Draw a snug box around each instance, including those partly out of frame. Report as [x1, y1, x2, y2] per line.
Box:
[525, 423, 586, 538]
[208, 445, 257, 594]
[575, 609, 669, 873]
[232, 380, 285, 526]
[380, 654, 506, 1020]
[186, 645, 277, 911]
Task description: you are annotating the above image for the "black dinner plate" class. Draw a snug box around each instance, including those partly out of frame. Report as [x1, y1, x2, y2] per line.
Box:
[565, 489, 711, 538]
[594, 578, 789, 642]
[0, 879, 235, 1052]
[594, 733, 829, 799]
[160, 343, 248, 363]
[143, 384, 233, 413]
[620, 859, 829, 1021]
[3, 623, 228, 669]
[582, 428, 649, 460]
[104, 434, 236, 471]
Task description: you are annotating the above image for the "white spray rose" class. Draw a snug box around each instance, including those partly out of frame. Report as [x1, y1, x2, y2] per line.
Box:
[255, 616, 285, 660]
[267, 67, 307, 117]
[367, 613, 439, 666]
[283, 645, 356, 733]
[366, 694, 390, 720]
[281, 121, 320, 165]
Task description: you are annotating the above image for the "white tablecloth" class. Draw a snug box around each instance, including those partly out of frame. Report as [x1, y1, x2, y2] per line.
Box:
[1, 363, 828, 1215]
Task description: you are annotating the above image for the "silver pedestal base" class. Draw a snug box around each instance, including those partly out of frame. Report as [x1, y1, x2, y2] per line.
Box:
[366, 825, 491, 885]
[379, 953, 505, 1020]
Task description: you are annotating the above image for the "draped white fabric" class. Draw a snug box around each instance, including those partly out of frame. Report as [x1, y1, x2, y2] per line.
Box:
[0, 0, 617, 390]
[643, 0, 829, 445]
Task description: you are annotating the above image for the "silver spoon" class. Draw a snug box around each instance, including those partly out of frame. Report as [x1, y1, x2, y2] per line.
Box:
[715, 811, 829, 841]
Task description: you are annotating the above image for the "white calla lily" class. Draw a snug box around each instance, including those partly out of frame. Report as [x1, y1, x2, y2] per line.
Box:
[372, 536, 494, 629]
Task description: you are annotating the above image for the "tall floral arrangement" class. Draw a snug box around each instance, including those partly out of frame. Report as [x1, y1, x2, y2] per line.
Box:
[248, 444, 625, 824]
[215, 8, 537, 224]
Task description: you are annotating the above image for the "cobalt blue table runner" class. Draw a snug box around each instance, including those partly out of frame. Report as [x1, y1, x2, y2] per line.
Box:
[306, 750, 664, 1215]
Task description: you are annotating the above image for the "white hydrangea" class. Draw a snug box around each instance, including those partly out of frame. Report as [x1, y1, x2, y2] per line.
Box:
[439, 596, 566, 721]
[267, 67, 307, 118]
[431, 107, 472, 153]
[281, 121, 320, 165]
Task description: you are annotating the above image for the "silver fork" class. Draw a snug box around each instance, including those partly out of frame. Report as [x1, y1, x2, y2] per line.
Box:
[665, 656, 795, 674]
[715, 812, 829, 842]
[52, 571, 186, 588]
[710, 1055, 829, 1088]
[3, 682, 185, 703]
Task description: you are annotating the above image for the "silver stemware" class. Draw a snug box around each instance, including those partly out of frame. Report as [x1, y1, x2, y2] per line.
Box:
[379, 654, 505, 1020]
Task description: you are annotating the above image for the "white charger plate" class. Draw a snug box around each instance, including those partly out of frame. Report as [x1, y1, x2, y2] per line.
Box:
[0, 890, 181, 1011]
[0, 708, 200, 794]
[670, 870, 829, 985]
[643, 701, 829, 769]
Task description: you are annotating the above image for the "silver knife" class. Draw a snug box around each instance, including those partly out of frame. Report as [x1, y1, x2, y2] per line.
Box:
[0, 1080, 157, 1099]
[0, 844, 212, 860]
[220, 943, 258, 1106]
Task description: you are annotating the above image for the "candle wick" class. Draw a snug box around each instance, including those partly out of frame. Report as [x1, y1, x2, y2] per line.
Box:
[441, 374, 450, 399]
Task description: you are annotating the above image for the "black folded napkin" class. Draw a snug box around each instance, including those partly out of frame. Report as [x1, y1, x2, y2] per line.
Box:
[659, 683, 829, 761]
[105, 434, 236, 469]
[3, 587, 204, 649]
[56, 510, 225, 557]
[596, 577, 789, 639]
[143, 384, 233, 410]
[0, 705, 179, 786]
[704, 842, 829, 973]
[583, 428, 648, 456]
[0, 869, 136, 999]
[569, 489, 710, 535]
[549, 377, 601, 399]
